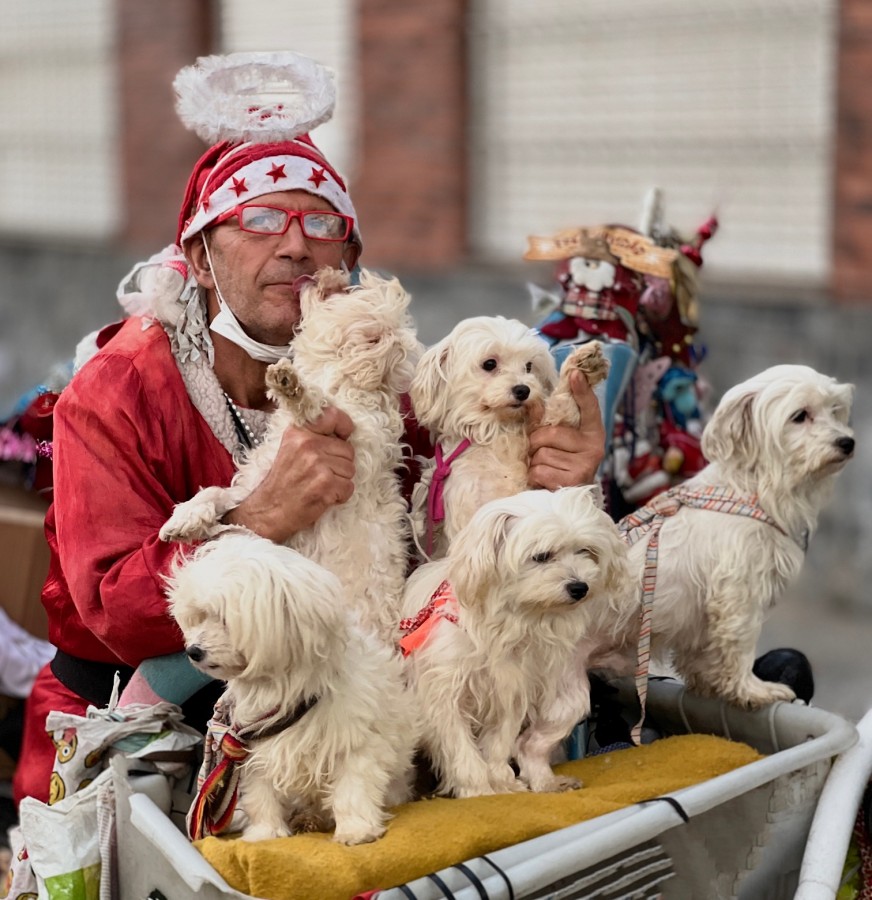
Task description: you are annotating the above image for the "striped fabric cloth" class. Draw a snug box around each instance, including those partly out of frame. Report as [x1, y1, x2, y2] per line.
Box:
[187, 698, 251, 840]
[187, 695, 318, 839]
[618, 485, 791, 744]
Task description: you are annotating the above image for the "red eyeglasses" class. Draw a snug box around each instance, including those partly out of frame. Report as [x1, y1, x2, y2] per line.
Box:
[214, 204, 354, 241]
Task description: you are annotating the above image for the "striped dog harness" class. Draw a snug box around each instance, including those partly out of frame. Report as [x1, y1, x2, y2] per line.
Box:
[618, 484, 801, 744]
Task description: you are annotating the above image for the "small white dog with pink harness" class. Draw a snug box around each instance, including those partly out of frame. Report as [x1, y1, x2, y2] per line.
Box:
[408, 316, 608, 560]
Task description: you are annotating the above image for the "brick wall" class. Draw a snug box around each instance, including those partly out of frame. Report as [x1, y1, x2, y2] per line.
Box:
[355, 0, 468, 270]
[833, 0, 872, 301]
[117, 0, 215, 253]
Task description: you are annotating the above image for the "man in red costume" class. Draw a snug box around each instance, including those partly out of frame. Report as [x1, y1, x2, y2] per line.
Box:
[14, 53, 606, 805]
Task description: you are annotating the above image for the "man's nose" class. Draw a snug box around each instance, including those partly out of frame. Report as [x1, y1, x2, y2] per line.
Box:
[274, 218, 310, 257]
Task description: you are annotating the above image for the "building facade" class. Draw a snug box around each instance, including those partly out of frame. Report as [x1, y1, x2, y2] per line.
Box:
[3, 0, 871, 287]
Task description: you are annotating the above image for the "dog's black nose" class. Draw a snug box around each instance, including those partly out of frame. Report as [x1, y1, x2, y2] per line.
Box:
[512, 384, 531, 402]
[186, 644, 205, 662]
[836, 436, 855, 456]
[566, 581, 589, 602]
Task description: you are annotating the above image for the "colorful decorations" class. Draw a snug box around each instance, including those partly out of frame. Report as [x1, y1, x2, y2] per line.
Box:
[526, 190, 717, 512]
[0, 389, 58, 496]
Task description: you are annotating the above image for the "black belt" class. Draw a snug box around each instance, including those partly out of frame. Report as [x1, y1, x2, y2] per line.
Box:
[51, 650, 135, 708]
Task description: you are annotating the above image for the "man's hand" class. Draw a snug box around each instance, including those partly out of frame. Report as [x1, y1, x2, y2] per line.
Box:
[527, 370, 606, 489]
[224, 406, 356, 543]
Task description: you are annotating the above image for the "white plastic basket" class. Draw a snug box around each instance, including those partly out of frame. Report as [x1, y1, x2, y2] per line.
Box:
[113, 678, 858, 900]
[795, 706, 872, 899]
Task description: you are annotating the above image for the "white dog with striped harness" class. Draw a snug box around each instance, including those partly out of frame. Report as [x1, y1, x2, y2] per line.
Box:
[603, 364, 855, 713]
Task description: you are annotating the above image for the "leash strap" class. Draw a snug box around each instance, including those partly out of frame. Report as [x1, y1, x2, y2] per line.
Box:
[425, 439, 471, 555]
[619, 485, 794, 744]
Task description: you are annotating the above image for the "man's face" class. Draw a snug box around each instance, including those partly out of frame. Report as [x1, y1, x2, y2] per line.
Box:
[188, 189, 359, 346]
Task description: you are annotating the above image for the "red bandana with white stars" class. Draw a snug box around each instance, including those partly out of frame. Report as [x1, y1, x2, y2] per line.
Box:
[178, 136, 358, 245]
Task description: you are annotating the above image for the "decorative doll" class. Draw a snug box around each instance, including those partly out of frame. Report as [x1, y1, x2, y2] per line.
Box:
[525, 191, 718, 513]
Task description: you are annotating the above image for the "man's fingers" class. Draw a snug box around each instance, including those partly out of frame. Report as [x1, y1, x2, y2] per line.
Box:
[570, 369, 604, 427]
[305, 405, 355, 440]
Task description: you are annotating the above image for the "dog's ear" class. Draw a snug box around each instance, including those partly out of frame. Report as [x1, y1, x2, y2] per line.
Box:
[235, 546, 346, 674]
[449, 504, 515, 603]
[360, 270, 412, 316]
[701, 388, 758, 470]
[836, 381, 856, 420]
[530, 339, 559, 393]
[410, 340, 452, 430]
[562, 487, 634, 604]
[592, 523, 636, 610]
[299, 266, 350, 320]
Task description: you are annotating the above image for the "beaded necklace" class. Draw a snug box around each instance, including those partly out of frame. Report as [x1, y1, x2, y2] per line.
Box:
[223, 391, 263, 450]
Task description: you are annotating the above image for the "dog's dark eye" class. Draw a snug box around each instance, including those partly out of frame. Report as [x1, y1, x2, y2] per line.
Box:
[574, 548, 594, 558]
[532, 551, 554, 564]
[481, 358, 498, 372]
[791, 410, 809, 424]
[525, 361, 533, 373]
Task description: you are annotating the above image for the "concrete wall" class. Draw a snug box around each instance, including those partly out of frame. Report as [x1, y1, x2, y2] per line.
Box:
[0, 242, 137, 412]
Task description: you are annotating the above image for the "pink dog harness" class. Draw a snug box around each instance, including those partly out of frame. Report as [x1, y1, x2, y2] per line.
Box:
[618, 484, 800, 744]
[425, 440, 472, 555]
[398, 580, 460, 657]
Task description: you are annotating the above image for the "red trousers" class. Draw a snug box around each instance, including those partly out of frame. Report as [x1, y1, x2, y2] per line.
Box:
[13, 663, 89, 806]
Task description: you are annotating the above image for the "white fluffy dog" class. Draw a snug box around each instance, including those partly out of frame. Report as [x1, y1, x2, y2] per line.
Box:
[400, 486, 636, 799]
[168, 532, 417, 843]
[409, 316, 608, 558]
[160, 267, 420, 642]
[611, 364, 855, 709]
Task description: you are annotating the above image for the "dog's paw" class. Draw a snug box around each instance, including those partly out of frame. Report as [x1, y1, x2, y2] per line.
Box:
[332, 822, 386, 845]
[265, 359, 303, 402]
[563, 341, 609, 388]
[745, 680, 797, 708]
[529, 773, 582, 794]
[159, 502, 219, 543]
[452, 783, 497, 800]
[240, 821, 291, 842]
[288, 808, 327, 835]
[490, 772, 530, 794]
[504, 777, 531, 794]
[721, 675, 797, 710]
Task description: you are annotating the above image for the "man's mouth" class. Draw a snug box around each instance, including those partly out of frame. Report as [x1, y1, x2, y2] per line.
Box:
[262, 274, 313, 299]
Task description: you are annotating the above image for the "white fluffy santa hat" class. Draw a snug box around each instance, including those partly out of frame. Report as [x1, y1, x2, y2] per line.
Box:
[173, 51, 360, 250]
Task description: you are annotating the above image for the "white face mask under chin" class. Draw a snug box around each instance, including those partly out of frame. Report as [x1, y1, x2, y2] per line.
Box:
[201, 236, 293, 364]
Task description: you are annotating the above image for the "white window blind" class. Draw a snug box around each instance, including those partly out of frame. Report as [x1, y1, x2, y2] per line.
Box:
[0, 0, 118, 240]
[469, 0, 837, 284]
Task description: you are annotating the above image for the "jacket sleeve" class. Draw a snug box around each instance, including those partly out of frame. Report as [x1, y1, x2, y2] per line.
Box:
[52, 352, 202, 666]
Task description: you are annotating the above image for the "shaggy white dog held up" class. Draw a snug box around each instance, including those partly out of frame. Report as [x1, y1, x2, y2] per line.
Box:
[400, 486, 637, 799]
[409, 316, 608, 559]
[610, 364, 856, 709]
[168, 532, 418, 844]
[160, 266, 421, 643]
